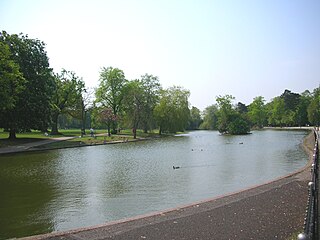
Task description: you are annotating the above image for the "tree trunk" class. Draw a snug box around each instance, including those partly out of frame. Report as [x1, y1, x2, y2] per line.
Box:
[158, 126, 162, 135]
[51, 113, 59, 135]
[81, 111, 86, 136]
[107, 124, 111, 137]
[133, 127, 137, 139]
[9, 128, 16, 140]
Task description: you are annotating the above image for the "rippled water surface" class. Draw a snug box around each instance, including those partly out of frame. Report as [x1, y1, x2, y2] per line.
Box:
[0, 130, 308, 239]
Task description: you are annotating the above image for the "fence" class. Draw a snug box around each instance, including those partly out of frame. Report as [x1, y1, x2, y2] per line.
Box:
[298, 129, 319, 240]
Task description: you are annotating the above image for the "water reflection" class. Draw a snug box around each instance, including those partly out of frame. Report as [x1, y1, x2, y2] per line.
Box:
[0, 130, 308, 239]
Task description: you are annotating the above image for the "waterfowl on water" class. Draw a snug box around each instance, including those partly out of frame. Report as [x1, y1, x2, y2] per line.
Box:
[173, 166, 180, 170]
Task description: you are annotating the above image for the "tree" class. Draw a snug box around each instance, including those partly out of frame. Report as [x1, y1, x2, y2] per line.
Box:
[0, 31, 54, 139]
[122, 80, 145, 139]
[308, 87, 320, 126]
[68, 88, 94, 135]
[248, 96, 267, 128]
[236, 102, 248, 114]
[51, 70, 85, 134]
[139, 74, 161, 133]
[154, 86, 190, 134]
[188, 106, 202, 130]
[95, 67, 127, 133]
[280, 89, 300, 112]
[216, 95, 235, 133]
[0, 42, 26, 111]
[100, 107, 118, 137]
[267, 97, 286, 127]
[200, 105, 218, 130]
[227, 114, 251, 135]
[215, 95, 250, 134]
[295, 90, 311, 127]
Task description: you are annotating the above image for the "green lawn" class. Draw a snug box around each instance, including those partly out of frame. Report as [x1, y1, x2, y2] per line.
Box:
[0, 128, 161, 149]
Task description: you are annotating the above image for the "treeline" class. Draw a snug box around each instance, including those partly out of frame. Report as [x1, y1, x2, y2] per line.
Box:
[1, 31, 319, 139]
[199, 88, 320, 134]
[0, 31, 190, 139]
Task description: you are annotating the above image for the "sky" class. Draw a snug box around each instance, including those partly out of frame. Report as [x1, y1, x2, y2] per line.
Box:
[1, 0, 319, 110]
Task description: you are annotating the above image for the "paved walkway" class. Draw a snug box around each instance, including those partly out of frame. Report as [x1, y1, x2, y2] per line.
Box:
[19, 132, 315, 240]
[0, 136, 76, 154]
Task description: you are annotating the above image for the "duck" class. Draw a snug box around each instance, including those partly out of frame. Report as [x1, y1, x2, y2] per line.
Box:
[173, 166, 180, 170]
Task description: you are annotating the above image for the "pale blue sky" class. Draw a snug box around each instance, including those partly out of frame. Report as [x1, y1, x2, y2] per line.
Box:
[1, 0, 319, 109]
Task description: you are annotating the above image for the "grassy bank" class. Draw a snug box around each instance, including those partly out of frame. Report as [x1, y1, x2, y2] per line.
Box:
[0, 128, 161, 149]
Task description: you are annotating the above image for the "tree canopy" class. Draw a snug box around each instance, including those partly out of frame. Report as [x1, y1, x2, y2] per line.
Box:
[0, 31, 54, 139]
[154, 86, 190, 134]
[1, 30, 319, 139]
[95, 67, 127, 133]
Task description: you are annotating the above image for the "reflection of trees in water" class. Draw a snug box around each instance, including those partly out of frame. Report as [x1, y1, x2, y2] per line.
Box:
[103, 159, 132, 198]
[0, 152, 59, 239]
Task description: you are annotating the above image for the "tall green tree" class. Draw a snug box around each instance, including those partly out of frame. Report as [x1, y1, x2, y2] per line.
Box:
[154, 86, 190, 134]
[295, 90, 311, 127]
[267, 97, 286, 127]
[280, 89, 301, 126]
[95, 67, 127, 132]
[188, 106, 202, 130]
[122, 80, 145, 139]
[216, 95, 250, 134]
[308, 87, 320, 126]
[51, 70, 85, 134]
[280, 89, 300, 112]
[0, 41, 25, 111]
[140, 74, 161, 133]
[216, 95, 235, 133]
[199, 105, 218, 130]
[0, 31, 54, 139]
[248, 96, 267, 128]
[236, 102, 248, 114]
[67, 88, 93, 135]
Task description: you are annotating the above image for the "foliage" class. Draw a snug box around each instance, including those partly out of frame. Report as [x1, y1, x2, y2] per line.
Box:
[215, 95, 250, 135]
[0, 41, 26, 111]
[187, 106, 202, 130]
[227, 113, 251, 135]
[200, 105, 218, 130]
[95, 67, 127, 132]
[295, 90, 311, 127]
[0, 31, 54, 139]
[139, 74, 161, 132]
[248, 96, 266, 128]
[67, 88, 94, 135]
[51, 69, 86, 134]
[154, 86, 190, 134]
[267, 97, 285, 126]
[122, 80, 145, 138]
[307, 87, 320, 126]
[216, 95, 235, 133]
[100, 107, 118, 136]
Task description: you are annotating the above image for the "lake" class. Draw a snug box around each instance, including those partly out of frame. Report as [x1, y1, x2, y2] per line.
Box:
[0, 129, 308, 239]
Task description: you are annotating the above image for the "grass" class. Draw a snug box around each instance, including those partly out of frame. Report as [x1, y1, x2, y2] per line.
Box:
[0, 128, 162, 149]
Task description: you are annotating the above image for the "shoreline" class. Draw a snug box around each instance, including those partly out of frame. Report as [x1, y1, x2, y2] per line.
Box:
[0, 127, 311, 155]
[19, 130, 315, 240]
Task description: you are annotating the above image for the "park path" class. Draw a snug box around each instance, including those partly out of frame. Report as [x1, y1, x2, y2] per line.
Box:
[0, 136, 76, 154]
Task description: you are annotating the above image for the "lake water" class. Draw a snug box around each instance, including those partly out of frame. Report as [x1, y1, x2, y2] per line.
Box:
[0, 130, 308, 239]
